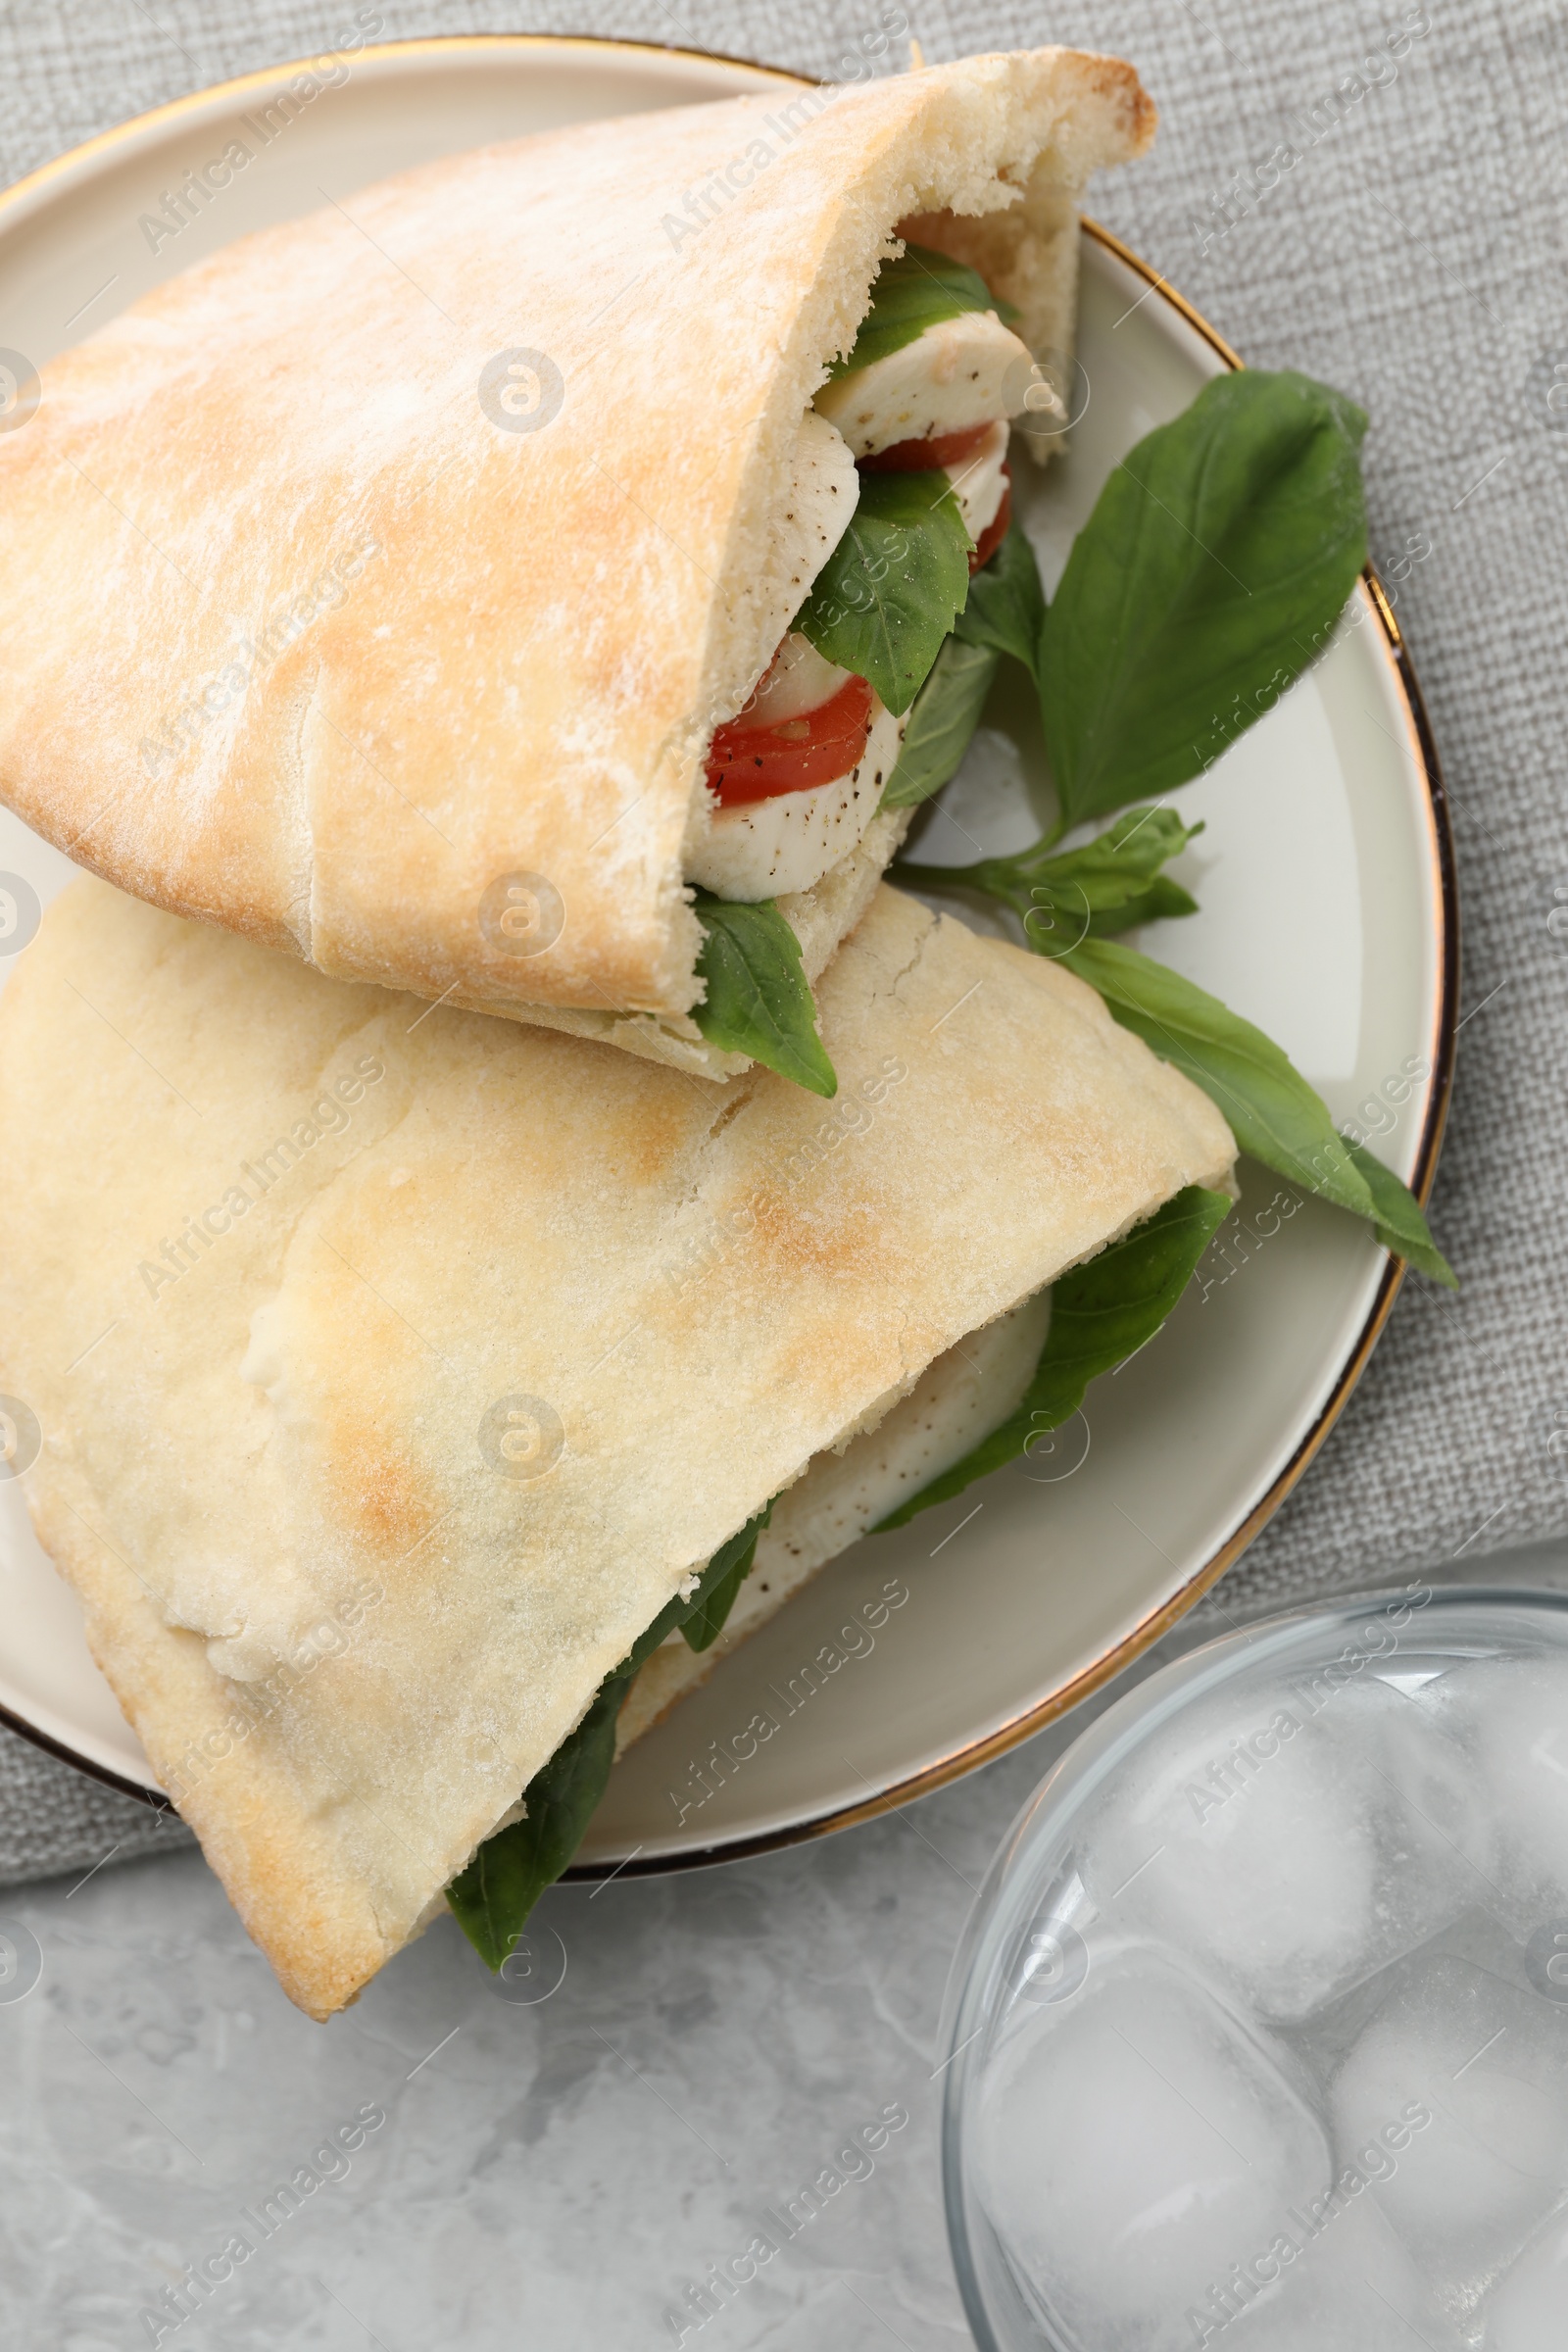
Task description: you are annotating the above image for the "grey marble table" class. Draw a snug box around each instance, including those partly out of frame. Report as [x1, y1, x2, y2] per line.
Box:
[4, 1545, 1562, 2352]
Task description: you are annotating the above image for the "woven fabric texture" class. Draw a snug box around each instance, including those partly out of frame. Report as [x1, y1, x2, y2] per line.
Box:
[0, 0, 1556, 1882]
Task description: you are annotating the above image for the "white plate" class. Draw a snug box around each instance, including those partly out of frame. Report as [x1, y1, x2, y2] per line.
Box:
[0, 40, 1455, 1869]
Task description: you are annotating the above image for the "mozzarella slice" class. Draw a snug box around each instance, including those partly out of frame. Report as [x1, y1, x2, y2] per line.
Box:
[686, 700, 903, 901]
[770, 410, 859, 610]
[945, 417, 1009, 542]
[759, 1290, 1054, 1576]
[813, 310, 1033, 457]
[738, 632, 855, 726]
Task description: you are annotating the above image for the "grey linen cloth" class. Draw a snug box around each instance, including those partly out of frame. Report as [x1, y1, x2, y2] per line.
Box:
[0, 0, 1557, 1881]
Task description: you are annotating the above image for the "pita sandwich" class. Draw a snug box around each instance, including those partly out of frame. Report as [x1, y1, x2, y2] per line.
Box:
[0, 875, 1231, 2016]
[0, 49, 1152, 1084]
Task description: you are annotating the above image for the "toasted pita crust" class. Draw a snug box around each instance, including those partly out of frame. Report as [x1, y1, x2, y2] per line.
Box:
[0, 877, 1226, 2016]
[0, 50, 1152, 1076]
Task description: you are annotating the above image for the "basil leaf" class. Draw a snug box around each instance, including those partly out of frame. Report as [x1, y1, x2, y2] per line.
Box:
[881, 638, 1000, 809]
[449, 1505, 774, 1967]
[1083, 877, 1200, 936]
[796, 470, 973, 717]
[1344, 1138, 1457, 1289]
[692, 893, 837, 1098]
[873, 1187, 1232, 1532]
[1033, 808, 1203, 905]
[953, 517, 1048, 689]
[1044, 809, 1202, 939]
[626, 1504, 773, 1670]
[1059, 936, 1375, 1214]
[902, 807, 1202, 940]
[1042, 370, 1368, 829]
[447, 1672, 629, 1971]
[1058, 940, 1448, 1276]
[880, 523, 1048, 809]
[680, 1502, 772, 1653]
[828, 241, 1018, 379]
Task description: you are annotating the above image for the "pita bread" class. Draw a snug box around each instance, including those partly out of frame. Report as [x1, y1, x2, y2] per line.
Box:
[0, 50, 1152, 1078]
[0, 876, 1228, 2016]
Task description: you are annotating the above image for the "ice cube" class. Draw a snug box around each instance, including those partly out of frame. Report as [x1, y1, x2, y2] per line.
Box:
[1079, 1662, 1492, 2023]
[1441, 1652, 1568, 1925]
[1225, 2199, 1451, 2352]
[1328, 1949, 1568, 2302]
[970, 1947, 1333, 2352]
[1078, 1681, 1385, 2019]
[1485, 2209, 1568, 2349]
[1315, 1668, 1498, 1900]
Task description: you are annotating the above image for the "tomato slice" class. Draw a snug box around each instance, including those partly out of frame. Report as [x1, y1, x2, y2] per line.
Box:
[857, 419, 999, 474]
[969, 473, 1011, 573]
[706, 671, 875, 807]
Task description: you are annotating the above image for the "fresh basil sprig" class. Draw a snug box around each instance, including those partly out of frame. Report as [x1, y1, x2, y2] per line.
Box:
[906, 807, 1201, 942]
[873, 1187, 1232, 1532]
[796, 469, 973, 717]
[891, 370, 1449, 1285]
[1041, 369, 1369, 831]
[1056, 939, 1455, 1286]
[449, 1506, 772, 1967]
[827, 241, 1019, 380]
[691, 892, 837, 1098]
